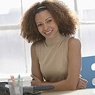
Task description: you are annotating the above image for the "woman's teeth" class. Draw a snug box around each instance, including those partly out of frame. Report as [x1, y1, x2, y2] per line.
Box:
[45, 31, 52, 35]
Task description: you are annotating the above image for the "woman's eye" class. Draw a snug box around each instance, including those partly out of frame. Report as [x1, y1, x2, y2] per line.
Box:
[37, 24, 42, 27]
[47, 19, 52, 23]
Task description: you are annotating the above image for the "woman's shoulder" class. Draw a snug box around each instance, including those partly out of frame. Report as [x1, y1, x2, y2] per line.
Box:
[68, 37, 81, 48]
[31, 41, 43, 46]
[31, 41, 44, 50]
[69, 37, 81, 44]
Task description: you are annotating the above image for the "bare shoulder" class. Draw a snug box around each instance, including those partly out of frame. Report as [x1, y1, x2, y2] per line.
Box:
[31, 42, 38, 61]
[31, 42, 36, 51]
[68, 37, 81, 48]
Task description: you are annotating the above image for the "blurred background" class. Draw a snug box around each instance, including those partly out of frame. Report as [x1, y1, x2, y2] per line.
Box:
[0, 0, 95, 78]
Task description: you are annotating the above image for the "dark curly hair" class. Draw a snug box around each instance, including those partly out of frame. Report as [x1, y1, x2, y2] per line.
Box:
[20, 0, 79, 43]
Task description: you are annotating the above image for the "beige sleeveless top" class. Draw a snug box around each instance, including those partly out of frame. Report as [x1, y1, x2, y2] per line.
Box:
[35, 32, 71, 82]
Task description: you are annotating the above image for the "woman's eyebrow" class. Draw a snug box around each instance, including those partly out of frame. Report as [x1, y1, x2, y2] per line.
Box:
[36, 17, 52, 24]
[45, 17, 52, 21]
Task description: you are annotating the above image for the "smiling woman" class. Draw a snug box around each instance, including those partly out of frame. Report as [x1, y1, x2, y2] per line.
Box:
[20, 0, 88, 91]
[0, 0, 95, 89]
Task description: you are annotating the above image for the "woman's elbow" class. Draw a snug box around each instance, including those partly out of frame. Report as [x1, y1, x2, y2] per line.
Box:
[68, 82, 77, 90]
[69, 85, 77, 90]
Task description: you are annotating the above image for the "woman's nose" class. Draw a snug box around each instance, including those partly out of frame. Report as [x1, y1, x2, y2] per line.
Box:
[43, 24, 48, 30]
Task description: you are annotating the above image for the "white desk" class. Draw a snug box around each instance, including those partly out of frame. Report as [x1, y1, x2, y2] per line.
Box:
[0, 74, 95, 95]
[41, 88, 95, 95]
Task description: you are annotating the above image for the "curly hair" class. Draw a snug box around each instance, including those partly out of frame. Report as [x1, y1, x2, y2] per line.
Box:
[20, 0, 79, 43]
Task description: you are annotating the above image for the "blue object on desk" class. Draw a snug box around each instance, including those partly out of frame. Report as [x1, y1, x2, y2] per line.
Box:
[81, 56, 95, 88]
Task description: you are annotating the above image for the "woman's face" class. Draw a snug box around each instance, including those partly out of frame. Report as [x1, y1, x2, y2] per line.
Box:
[35, 10, 59, 39]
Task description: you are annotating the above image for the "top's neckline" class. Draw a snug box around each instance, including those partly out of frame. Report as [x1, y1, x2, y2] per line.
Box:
[45, 32, 64, 46]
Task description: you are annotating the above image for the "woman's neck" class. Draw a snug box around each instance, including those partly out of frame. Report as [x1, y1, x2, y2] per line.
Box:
[45, 32, 64, 46]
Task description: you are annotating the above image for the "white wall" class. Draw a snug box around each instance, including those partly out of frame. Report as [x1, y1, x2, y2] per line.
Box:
[80, 24, 95, 57]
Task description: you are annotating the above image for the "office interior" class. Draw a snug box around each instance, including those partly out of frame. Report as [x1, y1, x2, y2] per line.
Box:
[0, 0, 95, 87]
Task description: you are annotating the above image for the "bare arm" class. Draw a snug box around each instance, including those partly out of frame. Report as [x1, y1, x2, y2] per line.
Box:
[63, 38, 81, 90]
[31, 38, 82, 91]
[31, 43, 43, 81]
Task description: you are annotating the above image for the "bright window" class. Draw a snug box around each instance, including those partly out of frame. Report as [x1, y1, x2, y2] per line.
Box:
[0, 0, 95, 76]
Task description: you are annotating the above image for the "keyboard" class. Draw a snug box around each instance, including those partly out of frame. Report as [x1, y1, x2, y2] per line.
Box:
[23, 85, 55, 95]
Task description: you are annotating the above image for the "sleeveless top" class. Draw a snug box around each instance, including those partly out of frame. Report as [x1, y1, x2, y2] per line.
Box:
[35, 32, 72, 82]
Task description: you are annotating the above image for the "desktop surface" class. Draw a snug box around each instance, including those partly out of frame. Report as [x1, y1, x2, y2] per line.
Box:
[41, 88, 95, 95]
[0, 75, 95, 95]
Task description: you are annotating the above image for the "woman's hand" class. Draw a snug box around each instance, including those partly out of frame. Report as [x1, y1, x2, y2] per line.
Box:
[31, 74, 88, 90]
[77, 77, 88, 89]
[31, 75, 42, 86]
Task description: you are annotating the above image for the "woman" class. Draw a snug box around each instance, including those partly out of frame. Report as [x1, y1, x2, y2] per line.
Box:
[21, 0, 87, 91]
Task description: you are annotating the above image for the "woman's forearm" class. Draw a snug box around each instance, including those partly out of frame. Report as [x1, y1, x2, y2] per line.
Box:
[41, 79, 77, 91]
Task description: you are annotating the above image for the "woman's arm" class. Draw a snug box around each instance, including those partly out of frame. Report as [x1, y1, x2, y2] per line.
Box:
[62, 37, 81, 90]
[31, 43, 43, 82]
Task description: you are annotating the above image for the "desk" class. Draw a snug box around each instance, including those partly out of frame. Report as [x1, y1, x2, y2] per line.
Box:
[41, 88, 95, 95]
